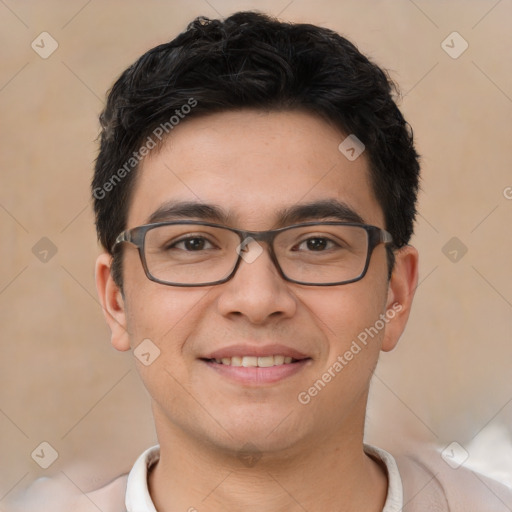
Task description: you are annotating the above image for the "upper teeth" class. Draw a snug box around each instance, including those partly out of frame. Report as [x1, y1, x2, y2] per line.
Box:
[214, 355, 294, 367]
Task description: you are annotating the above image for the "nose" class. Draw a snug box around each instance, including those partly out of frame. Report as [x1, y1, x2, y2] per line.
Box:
[216, 239, 297, 324]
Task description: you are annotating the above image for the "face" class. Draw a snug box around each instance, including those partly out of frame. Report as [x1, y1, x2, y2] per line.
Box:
[97, 110, 418, 457]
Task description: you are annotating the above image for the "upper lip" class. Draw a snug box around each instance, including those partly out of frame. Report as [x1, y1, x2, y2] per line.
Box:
[202, 344, 309, 360]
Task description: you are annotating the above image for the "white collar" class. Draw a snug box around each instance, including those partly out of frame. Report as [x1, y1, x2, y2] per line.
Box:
[125, 444, 403, 511]
[125, 445, 159, 512]
[364, 444, 404, 512]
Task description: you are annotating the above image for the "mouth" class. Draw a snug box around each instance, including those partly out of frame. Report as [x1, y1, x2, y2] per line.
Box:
[204, 355, 301, 367]
[200, 346, 312, 385]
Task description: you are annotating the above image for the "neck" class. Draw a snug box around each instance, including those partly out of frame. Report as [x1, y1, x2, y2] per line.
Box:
[148, 404, 388, 512]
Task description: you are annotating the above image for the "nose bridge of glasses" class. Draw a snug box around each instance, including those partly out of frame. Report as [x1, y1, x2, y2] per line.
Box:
[237, 228, 275, 250]
[232, 229, 282, 274]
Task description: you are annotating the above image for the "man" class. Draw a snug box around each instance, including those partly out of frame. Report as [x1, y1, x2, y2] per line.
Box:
[9, 10, 512, 512]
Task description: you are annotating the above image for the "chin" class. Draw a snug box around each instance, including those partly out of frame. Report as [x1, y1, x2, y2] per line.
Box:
[202, 407, 308, 455]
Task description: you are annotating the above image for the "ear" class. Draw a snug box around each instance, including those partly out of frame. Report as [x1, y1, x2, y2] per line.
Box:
[95, 252, 131, 352]
[381, 245, 419, 352]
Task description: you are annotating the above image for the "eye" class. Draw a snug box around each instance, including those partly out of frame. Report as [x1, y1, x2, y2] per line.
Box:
[170, 236, 216, 251]
[295, 237, 338, 251]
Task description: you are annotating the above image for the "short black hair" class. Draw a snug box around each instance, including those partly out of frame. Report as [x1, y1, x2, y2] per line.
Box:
[92, 11, 420, 286]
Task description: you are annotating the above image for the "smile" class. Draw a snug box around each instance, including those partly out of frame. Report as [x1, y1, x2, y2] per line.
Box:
[201, 344, 311, 384]
[210, 355, 296, 367]
[202, 357, 311, 385]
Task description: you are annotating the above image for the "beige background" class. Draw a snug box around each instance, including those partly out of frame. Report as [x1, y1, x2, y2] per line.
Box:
[1, 0, 511, 501]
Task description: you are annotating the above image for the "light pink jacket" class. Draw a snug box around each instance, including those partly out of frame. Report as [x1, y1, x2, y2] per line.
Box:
[6, 445, 512, 511]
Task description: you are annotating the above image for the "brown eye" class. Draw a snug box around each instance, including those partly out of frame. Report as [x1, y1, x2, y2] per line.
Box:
[170, 237, 214, 251]
[294, 237, 337, 252]
[305, 238, 328, 251]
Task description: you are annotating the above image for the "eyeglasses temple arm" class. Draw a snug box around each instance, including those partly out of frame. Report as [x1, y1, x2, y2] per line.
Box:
[112, 230, 131, 252]
[381, 230, 393, 244]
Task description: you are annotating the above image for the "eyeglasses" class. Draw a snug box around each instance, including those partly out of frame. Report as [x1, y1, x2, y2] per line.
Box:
[112, 220, 393, 287]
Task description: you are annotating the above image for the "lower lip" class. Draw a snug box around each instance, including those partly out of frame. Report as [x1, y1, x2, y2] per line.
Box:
[203, 359, 310, 385]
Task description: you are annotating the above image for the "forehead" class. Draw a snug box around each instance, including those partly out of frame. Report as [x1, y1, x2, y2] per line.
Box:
[127, 110, 384, 229]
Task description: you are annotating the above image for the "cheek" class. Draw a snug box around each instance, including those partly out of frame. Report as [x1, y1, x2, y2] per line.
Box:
[123, 279, 209, 355]
[121, 250, 202, 343]
[123, 285, 209, 410]
[301, 275, 389, 359]
[291, 285, 388, 434]
[312, 285, 384, 330]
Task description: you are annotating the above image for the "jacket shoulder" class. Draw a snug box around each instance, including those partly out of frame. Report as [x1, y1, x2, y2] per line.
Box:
[394, 445, 512, 512]
[4, 473, 128, 512]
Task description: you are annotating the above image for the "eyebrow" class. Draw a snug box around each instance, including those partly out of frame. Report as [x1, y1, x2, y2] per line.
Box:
[146, 198, 365, 227]
[147, 201, 231, 224]
[275, 199, 365, 226]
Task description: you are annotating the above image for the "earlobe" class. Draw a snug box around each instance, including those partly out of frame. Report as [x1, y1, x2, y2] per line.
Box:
[95, 252, 131, 352]
[381, 245, 419, 352]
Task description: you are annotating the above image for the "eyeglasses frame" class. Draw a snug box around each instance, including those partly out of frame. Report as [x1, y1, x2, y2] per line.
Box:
[112, 220, 394, 287]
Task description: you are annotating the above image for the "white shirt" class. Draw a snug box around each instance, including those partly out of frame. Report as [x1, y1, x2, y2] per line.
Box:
[125, 444, 403, 511]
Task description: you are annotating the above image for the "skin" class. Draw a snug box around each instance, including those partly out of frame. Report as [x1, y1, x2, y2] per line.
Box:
[96, 110, 418, 511]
